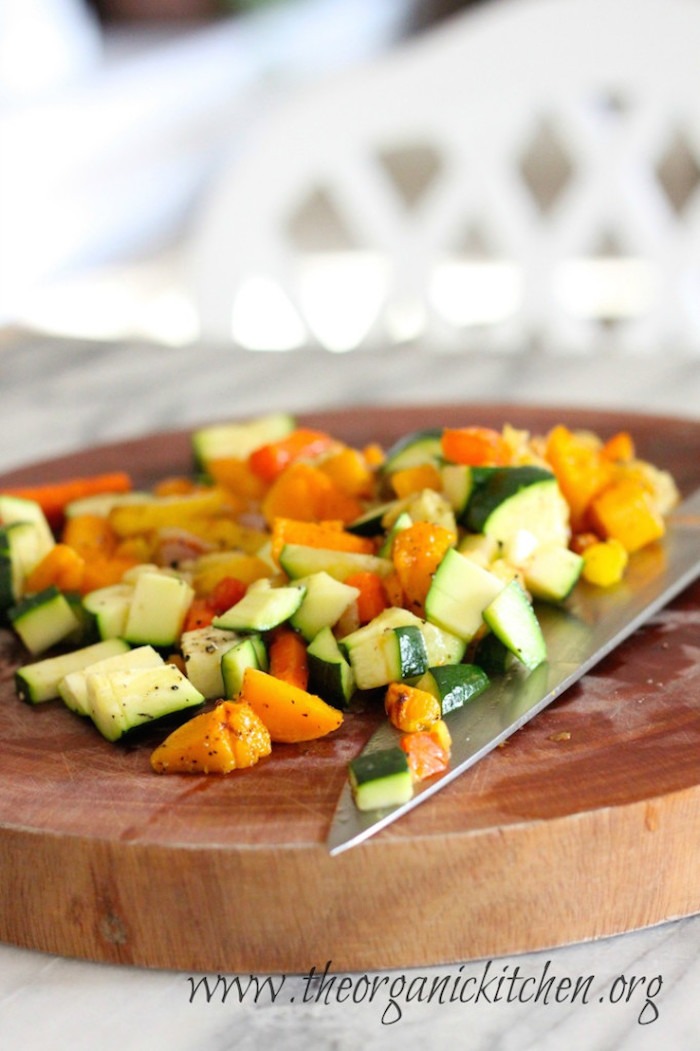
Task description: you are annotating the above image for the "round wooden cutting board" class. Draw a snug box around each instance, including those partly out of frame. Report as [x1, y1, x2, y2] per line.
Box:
[1, 403, 700, 974]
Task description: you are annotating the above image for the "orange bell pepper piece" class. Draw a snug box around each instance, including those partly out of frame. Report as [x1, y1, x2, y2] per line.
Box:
[270, 517, 374, 565]
[24, 543, 85, 594]
[601, 431, 635, 463]
[588, 477, 665, 552]
[268, 626, 309, 690]
[390, 463, 443, 499]
[318, 446, 376, 499]
[150, 700, 271, 774]
[238, 667, 343, 743]
[544, 425, 612, 530]
[205, 575, 248, 614]
[62, 513, 118, 560]
[385, 682, 441, 733]
[204, 457, 268, 503]
[261, 463, 363, 527]
[344, 570, 389, 624]
[441, 427, 511, 466]
[400, 720, 452, 781]
[248, 428, 335, 483]
[182, 597, 216, 632]
[391, 521, 456, 616]
[79, 555, 140, 594]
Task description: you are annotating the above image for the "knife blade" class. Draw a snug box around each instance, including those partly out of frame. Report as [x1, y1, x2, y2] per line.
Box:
[327, 486, 700, 855]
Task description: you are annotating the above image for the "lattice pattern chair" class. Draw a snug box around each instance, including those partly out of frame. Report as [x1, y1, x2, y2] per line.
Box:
[188, 0, 700, 355]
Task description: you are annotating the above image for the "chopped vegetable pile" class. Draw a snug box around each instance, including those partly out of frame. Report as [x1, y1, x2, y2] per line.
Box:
[0, 413, 680, 809]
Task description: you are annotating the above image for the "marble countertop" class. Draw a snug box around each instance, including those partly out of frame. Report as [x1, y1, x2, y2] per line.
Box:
[1, 330, 700, 1050]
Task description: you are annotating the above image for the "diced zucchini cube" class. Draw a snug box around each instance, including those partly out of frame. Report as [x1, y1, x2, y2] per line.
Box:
[348, 747, 413, 811]
[123, 571, 195, 648]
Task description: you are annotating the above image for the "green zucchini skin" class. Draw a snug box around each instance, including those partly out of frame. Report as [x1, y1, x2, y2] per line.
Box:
[180, 625, 240, 699]
[424, 548, 505, 641]
[381, 429, 444, 474]
[482, 580, 547, 671]
[472, 632, 512, 676]
[341, 619, 429, 691]
[464, 466, 556, 534]
[86, 664, 204, 743]
[221, 635, 268, 699]
[279, 544, 393, 582]
[348, 746, 413, 811]
[415, 663, 490, 716]
[307, 626, 355, 709]
[8, 586, 82, 656]
[191, 413, 295, 471]
[346, 501, 401, 538]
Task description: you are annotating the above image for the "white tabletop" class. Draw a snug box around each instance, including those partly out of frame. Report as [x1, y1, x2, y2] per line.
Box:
[1, 330, 699, 1050]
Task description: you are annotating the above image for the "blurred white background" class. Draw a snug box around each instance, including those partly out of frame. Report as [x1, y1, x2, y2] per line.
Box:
[0, 0, 422, 344]
[2, 0, 699, 356]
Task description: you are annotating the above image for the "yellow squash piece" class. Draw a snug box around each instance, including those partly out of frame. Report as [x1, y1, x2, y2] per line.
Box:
[108, 490, 229, 537]
[581, 538, 629, 587]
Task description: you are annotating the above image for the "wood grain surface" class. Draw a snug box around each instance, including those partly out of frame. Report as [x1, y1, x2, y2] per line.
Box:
[1, 403, 699, 973]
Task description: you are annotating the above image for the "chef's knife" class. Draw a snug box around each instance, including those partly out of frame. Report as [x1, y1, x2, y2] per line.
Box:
[327, 486, 700, 855]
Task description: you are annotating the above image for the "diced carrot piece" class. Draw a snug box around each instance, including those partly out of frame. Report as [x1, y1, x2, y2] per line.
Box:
[385, 682, 441, 733]
[344, 570, 388, 624]
[268, 626, 309, 690]
[3, 471, 132, 529]
[248, 429, 336, 483]
[238, 667, 343, 743]
[150, 700, 271, 774]
[441, 427, 511, 466]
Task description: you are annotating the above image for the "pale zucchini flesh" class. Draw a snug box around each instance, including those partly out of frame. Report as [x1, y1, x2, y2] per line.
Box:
[16, 638, 130, 705]
[58, 645, 165, 716]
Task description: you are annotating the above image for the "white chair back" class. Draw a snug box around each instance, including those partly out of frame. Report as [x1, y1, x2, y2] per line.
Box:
[189, 0, 700, 355]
